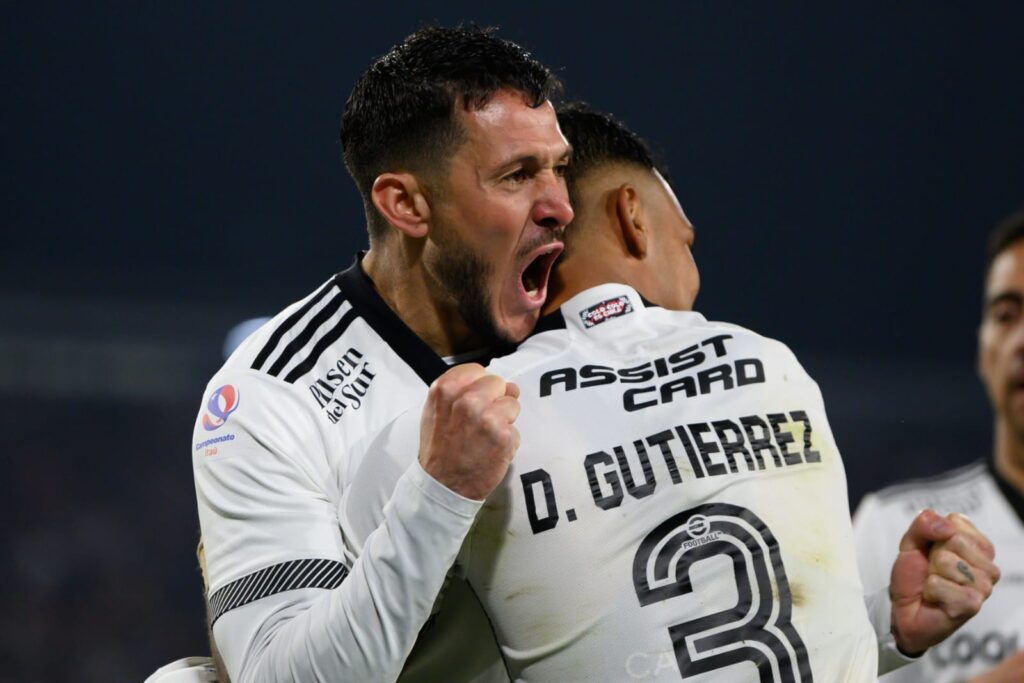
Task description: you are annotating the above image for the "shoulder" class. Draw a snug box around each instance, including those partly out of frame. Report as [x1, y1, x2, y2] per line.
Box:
[488, 324, 571, 380]
[144, 657, 219, 683]
[862, 461, 990, 518]
[224, 275, 351, 382]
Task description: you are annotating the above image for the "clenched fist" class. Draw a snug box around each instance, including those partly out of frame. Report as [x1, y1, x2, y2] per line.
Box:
[418, 363, 521, 501]
[890, 509, 1000, 655]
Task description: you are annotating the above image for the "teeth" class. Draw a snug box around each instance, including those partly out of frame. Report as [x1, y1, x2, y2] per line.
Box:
[526, 287, 539, 297]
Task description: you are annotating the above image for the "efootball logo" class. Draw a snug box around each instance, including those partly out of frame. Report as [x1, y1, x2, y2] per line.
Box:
[579, 296, 633, 328]
[202, 384, 240, 431]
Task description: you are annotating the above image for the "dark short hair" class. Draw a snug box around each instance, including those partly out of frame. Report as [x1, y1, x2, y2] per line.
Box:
[987, 207, 1024, 276]
[555, 102, 669, 210]
[341, 25, 562, 240]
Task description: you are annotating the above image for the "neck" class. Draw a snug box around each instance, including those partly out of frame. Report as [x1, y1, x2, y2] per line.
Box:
[363, 243, 482, 357]
[993, 417, 1024, 495]
[543, 247, 633, 314]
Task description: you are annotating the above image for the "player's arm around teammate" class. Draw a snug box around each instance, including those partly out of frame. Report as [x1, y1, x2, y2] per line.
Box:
[196, 362, 519, 683]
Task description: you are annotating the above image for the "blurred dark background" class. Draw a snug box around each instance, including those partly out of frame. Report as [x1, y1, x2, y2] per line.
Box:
[3, 2, 1021, 680]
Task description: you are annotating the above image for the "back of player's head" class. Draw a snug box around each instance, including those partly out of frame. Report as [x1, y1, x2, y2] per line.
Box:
[341, 25, 562, 241]
[555, 102, 668, 207]
[987, 207, 1024, 278]
[555, 103, 670, 253]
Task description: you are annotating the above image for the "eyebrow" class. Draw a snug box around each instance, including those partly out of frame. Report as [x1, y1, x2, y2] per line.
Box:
[987, 291, 1024, 309]
[497, 146, 573, 173]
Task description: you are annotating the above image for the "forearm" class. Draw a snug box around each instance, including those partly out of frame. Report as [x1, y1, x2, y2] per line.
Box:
[216, 463, 482, 682]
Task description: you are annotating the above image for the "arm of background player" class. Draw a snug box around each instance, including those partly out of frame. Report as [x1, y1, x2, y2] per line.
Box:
[853, 493, 922, 674]
[195, 372, 482, 683]
[856, 502, 1000, 675]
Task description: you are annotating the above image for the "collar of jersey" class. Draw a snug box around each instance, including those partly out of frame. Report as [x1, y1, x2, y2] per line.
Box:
[335, 254, 450, 386]
[987, 457, 1024, 525]
[556, 283, 649, 333]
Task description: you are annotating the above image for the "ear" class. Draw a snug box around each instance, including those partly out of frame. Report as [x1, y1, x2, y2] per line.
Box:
[370, 173, 432, 239]
[613, 184, 647, 258]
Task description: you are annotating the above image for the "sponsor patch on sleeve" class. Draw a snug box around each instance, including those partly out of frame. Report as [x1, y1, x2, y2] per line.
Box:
[579, 295, 634, 328]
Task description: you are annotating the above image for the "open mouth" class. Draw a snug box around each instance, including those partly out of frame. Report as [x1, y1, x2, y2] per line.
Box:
[519, 243, 564, 301]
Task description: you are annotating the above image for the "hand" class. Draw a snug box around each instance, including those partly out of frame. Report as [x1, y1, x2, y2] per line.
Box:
[417, 363, 521, 501]
[967, 651, 1024, 682]
[889, 509, 1000, 655]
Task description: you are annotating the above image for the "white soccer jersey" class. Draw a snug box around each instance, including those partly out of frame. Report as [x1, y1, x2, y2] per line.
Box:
[144, 657, 219, 683]
[193, 257, 507, 683]
[854, 461, 1024, 682]
[347, 284, 880, 683]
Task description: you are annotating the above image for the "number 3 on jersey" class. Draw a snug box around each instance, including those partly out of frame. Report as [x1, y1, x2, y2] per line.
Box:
[633, 503, 813, 682]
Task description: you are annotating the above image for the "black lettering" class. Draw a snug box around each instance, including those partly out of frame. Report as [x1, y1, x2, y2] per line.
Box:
[952, 633, 973, 664]
[980, 632, 1007, 663]
[340, 384, 363, 410]
[735, 358, 765, 386]
[674, 426, 707, 478]
[521, 469, 559, 534]
[712, 419, 757, 473]
[646, 430, 682, 484]
[618, 362, 655, 384]
[767, 413, 800, 465]
[687, 422, 728, 476]
[584, 451, 624, 510]
[668, 344, 704, 372]
[309, 383, 332, 408]
[341, 348, 364, 367]
[701, 334, 732, 357]
[351, 377, 371, 398]
[790, 410, 822, 463]
[326, 400, 345, 423]
[697, 364, 734, 394]
[540, 368, 576, 397]
[660, 375, 697, 403]
[326, 367, 346, 384]
[624, 386, 658, 412]
[615, 443, 657, 499]
[580, 364, 617, 388]
[653, 357, 670, 377]
[740, 415, 779, 468]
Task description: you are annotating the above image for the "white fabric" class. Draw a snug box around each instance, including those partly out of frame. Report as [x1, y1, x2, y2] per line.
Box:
[854, 462, 1024, 681]
[194, 271, 504, 683]
[144, 657, 219, 683]
[347, 284, 880, 682]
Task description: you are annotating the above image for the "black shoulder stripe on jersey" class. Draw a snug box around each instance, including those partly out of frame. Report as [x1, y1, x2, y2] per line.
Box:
[335, 256, 448, 385]
[266, 291, 348, 378]
[988, 458, 1024, 525]
[282, 307, 359, 384]
[251, 279, 340, 371]
[208, 558, 349, 625]
[876, 460, 986, 500]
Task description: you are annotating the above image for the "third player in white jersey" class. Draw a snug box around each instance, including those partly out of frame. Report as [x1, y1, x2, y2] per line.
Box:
[855, 462, 1024, 681]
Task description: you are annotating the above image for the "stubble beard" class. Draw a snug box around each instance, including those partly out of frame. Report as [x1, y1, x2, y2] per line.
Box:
[429, 225, 512, 348]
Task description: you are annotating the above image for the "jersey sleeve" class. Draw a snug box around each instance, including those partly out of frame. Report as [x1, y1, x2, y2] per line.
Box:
[853, 493, 925, 675]
[193, 371, 482, 682]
